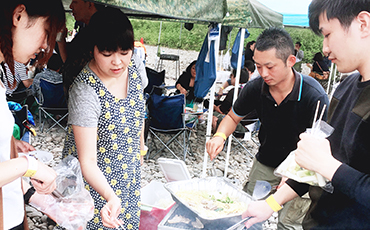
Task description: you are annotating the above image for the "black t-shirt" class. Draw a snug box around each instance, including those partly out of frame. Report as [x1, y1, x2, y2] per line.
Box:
[301, 73, 370, 229]
[233, 69, 329, 167]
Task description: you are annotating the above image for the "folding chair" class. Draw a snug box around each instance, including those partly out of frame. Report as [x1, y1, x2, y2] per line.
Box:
[144, 67, 165, 95]
[146, 92, 193, 161]
[230, 118, 260, 159]
[35, 78, 68, 132]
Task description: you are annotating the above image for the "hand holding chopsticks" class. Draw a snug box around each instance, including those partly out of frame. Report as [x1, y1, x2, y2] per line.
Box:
[295, 100, 342, 180]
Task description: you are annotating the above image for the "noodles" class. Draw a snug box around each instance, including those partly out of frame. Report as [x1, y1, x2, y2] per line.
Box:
[175, 190, 249, 218]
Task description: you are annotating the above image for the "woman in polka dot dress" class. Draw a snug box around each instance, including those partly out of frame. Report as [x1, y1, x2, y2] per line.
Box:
[62, 8, 145, 229]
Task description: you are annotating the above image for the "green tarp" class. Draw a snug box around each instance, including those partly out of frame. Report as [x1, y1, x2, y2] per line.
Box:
[62, 0, 282, 28]
[63, 0, 226, 24]
[223, 0, 283, 28]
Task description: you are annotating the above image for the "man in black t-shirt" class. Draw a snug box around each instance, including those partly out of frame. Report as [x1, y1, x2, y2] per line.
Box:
[207, 27, 329, 230]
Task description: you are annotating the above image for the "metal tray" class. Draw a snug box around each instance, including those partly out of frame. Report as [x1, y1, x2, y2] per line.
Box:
[164, 177, 254, 221]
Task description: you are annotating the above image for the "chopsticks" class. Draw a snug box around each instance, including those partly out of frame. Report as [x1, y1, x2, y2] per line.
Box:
[311, 100, 327, 135]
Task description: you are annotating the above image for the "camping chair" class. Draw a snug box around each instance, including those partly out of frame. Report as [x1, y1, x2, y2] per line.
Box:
[144, 67, 165, 95]
[230, 117, 260, 159]
[146, 92, 193, 161]
[35, 78, 68, 132]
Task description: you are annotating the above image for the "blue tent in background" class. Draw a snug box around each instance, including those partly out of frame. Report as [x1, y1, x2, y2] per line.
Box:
[258, 0, 311, 27]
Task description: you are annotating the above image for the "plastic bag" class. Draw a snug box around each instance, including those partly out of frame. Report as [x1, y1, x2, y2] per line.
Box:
[274, 120, 335, 192]
[30, 155, 94, 229]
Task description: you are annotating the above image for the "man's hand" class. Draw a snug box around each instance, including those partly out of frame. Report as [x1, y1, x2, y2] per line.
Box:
[296, 133, 341, 180]
[14, 139, 35, 153]
[242, 200, 274, 229]
[206, 136, 225, 160]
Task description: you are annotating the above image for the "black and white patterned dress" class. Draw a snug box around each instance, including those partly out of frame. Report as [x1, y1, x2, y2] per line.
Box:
[62, 58, 145, 230]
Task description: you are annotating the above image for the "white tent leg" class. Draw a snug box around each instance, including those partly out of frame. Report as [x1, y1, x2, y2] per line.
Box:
[224, 28, 245, 177]
[202, 23, 222, 178]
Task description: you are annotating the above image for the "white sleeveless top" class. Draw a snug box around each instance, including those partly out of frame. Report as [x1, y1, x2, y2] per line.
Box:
[0, 66, 24, 229]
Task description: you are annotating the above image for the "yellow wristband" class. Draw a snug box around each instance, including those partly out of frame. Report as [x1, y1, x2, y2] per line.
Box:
[220, 86, 224, 90]
[140, 146, 148, 156]
[23, 155, 38, 178]
[265, 195, 283, 212]
[213, 132, 227, 141]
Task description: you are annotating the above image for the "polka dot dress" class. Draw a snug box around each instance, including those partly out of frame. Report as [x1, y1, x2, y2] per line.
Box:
[62, 58, 145, 230]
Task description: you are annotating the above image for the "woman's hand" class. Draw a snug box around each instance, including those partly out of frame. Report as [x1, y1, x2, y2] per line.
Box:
[101, 195, 123, 228]
[30, 162, 57, 194]
[214, 105, 223, 114]
[14, 138, 35, 153]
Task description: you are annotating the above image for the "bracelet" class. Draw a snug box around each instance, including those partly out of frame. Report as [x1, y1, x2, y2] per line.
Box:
[265, 195, 283, 212]
[24, 187, 36, 204]
[140, 146, 148, 156]
[220, 86, 224, 90]
[23, 154, 38, 178]
[213, 132, 227, 141]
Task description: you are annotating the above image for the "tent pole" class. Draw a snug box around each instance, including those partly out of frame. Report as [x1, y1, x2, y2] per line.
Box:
[329, 63, 337, 101]
[202, 23, 222, 178]
[179, 23, 182, 55]
[157, 21, 163, 56]
[224, 28, 245, 178]
[326, 62, 334, 95]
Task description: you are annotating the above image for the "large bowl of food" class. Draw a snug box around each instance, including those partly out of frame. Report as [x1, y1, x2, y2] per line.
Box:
[164, 177, 253, 221]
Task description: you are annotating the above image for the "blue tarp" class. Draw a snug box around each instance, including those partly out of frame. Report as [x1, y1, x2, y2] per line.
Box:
[194, 28, 217, 100]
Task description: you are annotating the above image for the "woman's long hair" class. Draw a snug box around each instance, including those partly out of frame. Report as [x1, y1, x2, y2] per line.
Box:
[0, 0, 65, 89]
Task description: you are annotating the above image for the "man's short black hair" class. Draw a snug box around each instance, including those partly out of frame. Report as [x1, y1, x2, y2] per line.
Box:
[295, 42, 302, 47]
[255, 27, 294, 63]
[309, 0, 370, 35]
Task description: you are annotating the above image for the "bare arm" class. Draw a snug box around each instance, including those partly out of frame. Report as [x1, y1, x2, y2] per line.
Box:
[140, 121, 145, 165]
[206, 110, 243, 160]
[73, 125, 121, 228]
[176, 83, 188, 95]
[22, 79, 33, 88]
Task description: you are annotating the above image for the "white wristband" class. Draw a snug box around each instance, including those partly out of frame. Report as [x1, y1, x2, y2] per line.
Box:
[23, 154, 38, 177]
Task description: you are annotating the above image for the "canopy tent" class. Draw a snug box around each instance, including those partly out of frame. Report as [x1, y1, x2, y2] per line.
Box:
[61, 0, 283, 178]
[62, 0, 226, 24]
[222, 0, 283, 28]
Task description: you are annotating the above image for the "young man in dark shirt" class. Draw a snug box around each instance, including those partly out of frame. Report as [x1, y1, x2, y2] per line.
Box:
[206, 27, 329, 229]
[242, 1, 370, 229]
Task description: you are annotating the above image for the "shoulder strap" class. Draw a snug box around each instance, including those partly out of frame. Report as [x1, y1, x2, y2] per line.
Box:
[316, 61, 324, 72]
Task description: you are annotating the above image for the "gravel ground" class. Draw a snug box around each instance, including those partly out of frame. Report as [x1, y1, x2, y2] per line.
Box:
[26, 45, 282, 230]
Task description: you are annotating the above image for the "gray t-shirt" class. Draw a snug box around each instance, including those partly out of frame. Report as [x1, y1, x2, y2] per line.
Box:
[68, 57, 147, 127]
